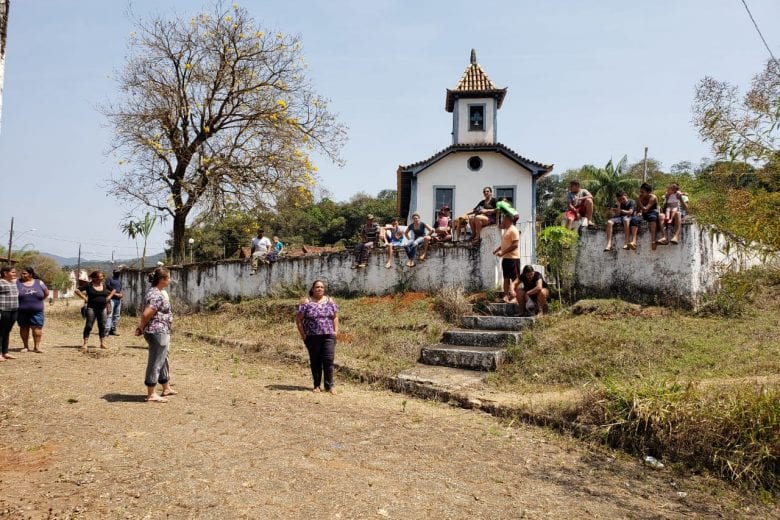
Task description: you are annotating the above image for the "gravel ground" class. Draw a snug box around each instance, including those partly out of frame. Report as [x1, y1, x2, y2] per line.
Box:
[0, 304, 776, 519]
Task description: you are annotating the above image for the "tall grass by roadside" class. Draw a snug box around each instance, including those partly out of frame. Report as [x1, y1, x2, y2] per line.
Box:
[576, 380, 780, 492]
[176, 292, 447, 376]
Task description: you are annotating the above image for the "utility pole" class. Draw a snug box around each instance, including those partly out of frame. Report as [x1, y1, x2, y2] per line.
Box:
[5, 216, 12, 264]
[643, 147, 648, 183]
[76, 244, 81, 282]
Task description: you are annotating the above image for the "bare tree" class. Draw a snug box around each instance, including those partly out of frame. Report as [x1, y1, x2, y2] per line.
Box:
[102, 2, 346, 263]
[693, 59, 779, 163]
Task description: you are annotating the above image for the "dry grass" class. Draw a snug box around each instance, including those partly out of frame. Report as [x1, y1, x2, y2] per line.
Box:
[177, 292, 446, 377]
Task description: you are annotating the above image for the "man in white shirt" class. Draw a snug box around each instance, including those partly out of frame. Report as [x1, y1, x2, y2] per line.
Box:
[564, 180, 594, 230]
[250, 229, 273, 275]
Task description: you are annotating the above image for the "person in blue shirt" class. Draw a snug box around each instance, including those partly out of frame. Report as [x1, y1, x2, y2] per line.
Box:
[105, 266, 125, 336]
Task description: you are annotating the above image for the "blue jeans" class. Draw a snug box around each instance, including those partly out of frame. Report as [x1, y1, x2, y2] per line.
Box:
[108, 300, 122, 332]
[404, 237, 426, 260]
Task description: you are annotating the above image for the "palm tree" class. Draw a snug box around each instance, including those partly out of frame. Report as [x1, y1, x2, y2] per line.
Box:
[585, 155, 639, 223]
[121, 213, 160, 269]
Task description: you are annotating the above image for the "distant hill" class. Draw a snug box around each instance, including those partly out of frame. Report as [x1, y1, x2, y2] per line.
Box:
[43, 252, 166, 270]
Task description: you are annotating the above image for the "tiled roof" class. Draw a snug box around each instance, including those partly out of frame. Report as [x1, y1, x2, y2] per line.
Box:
[398, 142, 553, 177]
[445, 50, 507, 112]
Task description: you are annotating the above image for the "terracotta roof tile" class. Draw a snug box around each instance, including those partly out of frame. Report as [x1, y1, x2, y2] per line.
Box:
[445, 50, 507, 112]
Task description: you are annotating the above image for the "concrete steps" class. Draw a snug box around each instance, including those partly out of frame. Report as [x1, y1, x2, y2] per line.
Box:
[461, 315, 534, 331]
[417, 303, 536, 372]
[420, 344, 507, 371]
[441, 329, 521, 347]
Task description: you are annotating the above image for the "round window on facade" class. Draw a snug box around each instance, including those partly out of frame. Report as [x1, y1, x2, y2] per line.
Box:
[468, 156, 483, 171]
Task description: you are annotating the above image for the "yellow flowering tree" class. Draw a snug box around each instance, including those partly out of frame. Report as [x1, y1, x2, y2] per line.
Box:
[102, 2, 346, 263]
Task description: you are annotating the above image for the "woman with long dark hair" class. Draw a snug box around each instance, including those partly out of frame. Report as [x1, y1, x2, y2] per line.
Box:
[135, 267, 176, 403]
[16, 266, 48, 353]
[74, 270, 115, 351]
[295, 280, 339, 393]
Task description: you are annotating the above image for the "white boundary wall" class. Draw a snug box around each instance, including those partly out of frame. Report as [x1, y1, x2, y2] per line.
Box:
[574, 221, 769, 307]
[122, 229, 509, 311]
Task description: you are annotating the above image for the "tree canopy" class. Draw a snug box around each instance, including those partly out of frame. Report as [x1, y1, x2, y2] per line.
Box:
[103, 2, 346, 263]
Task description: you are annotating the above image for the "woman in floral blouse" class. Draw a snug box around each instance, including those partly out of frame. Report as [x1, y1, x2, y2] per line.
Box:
[135, 267, 177, 403]
[295, 280, 339, 393]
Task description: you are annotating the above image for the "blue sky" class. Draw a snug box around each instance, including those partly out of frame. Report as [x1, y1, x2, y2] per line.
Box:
[1, 0, 777, 259]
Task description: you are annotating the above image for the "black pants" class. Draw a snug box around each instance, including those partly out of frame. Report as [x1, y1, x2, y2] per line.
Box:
[83, 307, 108, 339]
[0, 309, 17, 356]
[304, 334, 336, 390]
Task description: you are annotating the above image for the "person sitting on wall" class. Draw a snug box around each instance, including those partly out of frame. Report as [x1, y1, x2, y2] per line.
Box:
[351, 214, 381, 269]
[604, 191, 636, 252]
[661, 183, 688, 245]
[453, 186, 497, 245]
[250, 228, 273, 275]
[492, 207, 521, 303]
[433, 205, 452, 242]
[627, 182, 668, 251]
[266, 235, 284, 263]
[517, 265, 549, 316]
[382, 218, 407, 269]
[564, 180, 594, 230]
[403, 213, 435, 267]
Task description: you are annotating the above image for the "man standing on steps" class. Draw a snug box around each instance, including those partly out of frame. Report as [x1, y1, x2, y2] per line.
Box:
[106, 266, 125, 336]
[492, 212, 521, 304]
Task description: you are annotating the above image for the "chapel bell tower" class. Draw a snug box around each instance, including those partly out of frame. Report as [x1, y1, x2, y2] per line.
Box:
[445, 49, 507, 146]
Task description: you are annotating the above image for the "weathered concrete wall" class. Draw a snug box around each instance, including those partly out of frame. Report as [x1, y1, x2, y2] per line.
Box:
[122, 229, 509, 311]
[574, 221, 767, 307]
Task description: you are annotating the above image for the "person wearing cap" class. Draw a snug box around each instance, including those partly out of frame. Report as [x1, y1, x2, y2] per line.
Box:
[351, 214, 381, 269]
[105, 266, 125, 335]
[250, 228, 273, 274]
[434, 205, 452, 242]
[492, 205, 522, 303]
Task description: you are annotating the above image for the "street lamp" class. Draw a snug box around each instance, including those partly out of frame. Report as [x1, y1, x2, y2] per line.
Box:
[5, 221, 36, 263]
[188, 238, 195, 264]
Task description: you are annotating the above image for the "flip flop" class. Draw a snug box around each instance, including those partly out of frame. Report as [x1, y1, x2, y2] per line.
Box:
[604, 246, 614, 252]
[657, 238, 669, 245]
[622, 244, 630, 250]
[628, 243, 637, 250]
[670, 238, 679, 245]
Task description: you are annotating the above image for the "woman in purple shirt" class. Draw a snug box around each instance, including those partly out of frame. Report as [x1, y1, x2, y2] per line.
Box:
[16, 267, 48, 353]
[295, 280, 339, 393]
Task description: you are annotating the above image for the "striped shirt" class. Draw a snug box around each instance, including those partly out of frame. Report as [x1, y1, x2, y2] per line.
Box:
[0, 279, 19, 311]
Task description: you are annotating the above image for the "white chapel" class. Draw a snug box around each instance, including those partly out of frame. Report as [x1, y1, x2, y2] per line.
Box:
[396, 50, 553, 264]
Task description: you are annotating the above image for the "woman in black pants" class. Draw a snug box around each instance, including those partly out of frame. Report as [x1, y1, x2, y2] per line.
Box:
[295, 280, 340, 393]
[74, 270, 115, 351]
[0, 266, 19, 361]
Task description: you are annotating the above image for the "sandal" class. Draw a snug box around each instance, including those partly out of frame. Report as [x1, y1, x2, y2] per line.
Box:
[628, 243, 637, 250]
[657, 238, 669, 245]
[670, 238, 679, 245]
[604, 246, 614, 252]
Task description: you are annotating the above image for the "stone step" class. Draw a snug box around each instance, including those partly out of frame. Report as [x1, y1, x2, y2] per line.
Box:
[461, 315, 534, 331]
[441, 329, 520, 347]
[396, 364, 487, 390]
[420, 344, 506, 371]
[482, 302, 522, 316]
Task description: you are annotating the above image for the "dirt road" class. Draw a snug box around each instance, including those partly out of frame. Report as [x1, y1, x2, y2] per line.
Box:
[0, 306, 774, 519]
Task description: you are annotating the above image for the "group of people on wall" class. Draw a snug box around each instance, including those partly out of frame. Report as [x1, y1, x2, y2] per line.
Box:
[349, 186, 511, 270]
[563, 179, 689, 252]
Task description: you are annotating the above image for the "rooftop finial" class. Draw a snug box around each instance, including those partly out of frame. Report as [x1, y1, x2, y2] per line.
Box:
[470, 49, 477, 64]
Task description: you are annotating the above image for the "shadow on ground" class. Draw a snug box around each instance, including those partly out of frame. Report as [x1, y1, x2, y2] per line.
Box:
[102, 393, 146, 403]
[265, 384, 311, 392]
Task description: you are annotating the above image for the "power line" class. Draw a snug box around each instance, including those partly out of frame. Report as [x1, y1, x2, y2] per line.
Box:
[740, 0, 780, 68]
